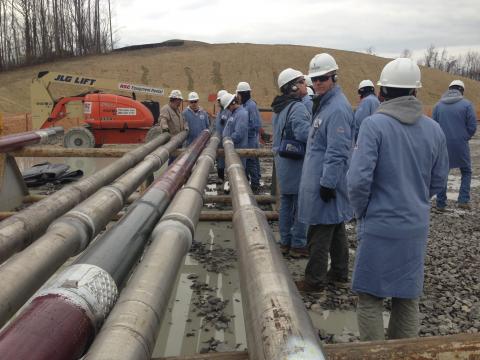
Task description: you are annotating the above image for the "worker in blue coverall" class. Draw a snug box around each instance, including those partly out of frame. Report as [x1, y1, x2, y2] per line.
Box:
[353, 79, 380, 142]
[183, 92, 210, 145]
[296, 53, 354, 292]
[215, 89, 230, 184]
[221, 92, 249, 168]
[236, 81, 262, 192]
[271, 68, 311, 258]
[433, 79, 477, 211]
[347, 58, 449, 341]
[301, 76, 314, 114]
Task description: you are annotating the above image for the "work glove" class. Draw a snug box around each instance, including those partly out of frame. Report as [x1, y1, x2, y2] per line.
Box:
[319, 186, 336, 203]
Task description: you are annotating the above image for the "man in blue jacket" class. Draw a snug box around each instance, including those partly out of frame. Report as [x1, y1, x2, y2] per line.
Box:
[271, 68, 311, 258]
[296, 53, 354, 292]
[353, 80, 380, 142]
[221, 93, 249, 168]
[347, 58, 449, 341]
[433, 80, 477, 210]
[237, 81, 262, 192]
[215, 89, 229, 185]
[183, 92, 210, 145]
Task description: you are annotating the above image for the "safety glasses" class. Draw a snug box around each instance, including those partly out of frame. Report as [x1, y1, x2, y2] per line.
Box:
[189, 100, 198, 104]
[311, 75, 332, 83]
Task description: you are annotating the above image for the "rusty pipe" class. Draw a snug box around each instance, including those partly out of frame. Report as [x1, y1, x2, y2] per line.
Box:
[0, 131, 211, 360]
[223, 137, 326, 360]
[84, 133, 220, 360]
[0, 127, 64, 152]
[0, 132, 172, 264]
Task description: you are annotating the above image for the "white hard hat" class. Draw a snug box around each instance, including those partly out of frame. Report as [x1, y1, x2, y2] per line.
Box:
[305, 75, 313, 87]
[216, 89, 227, 100]
[308, 53, 339, 78]
[220, 93, 236, 109]
[307, 87, 314, 96]
[188, 91, 199, 101]
[358, 79, 375, 90]
[169, 89, 183, 100]
[377, 58, 422, 89]
[449, 80, 465, 89]
[236, 81, 251, 92]
[278, 68, 304, 89]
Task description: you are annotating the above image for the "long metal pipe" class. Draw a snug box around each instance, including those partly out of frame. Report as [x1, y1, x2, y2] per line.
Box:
[12, 146, 274, 158]
[0, 131, 186, 327]
[0, 131, 211, 360]
[84, 133, 220, 360]
[0, 132, 171, 264]
[0, 126, 64, 152]
[223, 137, 326, 360]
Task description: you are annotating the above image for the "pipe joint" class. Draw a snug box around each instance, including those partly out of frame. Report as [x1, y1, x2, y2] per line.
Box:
[151, 219, 193, 251]
[226, 163, 244, 172]
[35, 130, 51, 144]
[50, 211, 96, 251]
[223, 138, 234, 147]
[102, 185, 125, 204]
[36, 264, 118, 331]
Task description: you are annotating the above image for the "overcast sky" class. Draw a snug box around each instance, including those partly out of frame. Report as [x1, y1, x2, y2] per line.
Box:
[113, 0, 480, 60]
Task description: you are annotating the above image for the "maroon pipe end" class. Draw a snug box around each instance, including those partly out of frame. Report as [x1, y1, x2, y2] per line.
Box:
[0, 294, 94, 360]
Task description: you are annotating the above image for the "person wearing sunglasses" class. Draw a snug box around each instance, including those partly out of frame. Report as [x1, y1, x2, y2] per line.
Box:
[271, 68, 311, 258]
[183, 91, 210, 145]
[296, 53, 354, 293]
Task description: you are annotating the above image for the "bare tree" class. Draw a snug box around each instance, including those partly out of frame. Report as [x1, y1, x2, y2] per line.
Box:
[0, 0, 115, 70]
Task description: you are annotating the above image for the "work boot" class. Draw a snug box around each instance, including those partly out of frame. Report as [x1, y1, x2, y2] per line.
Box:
[295, 280, 325, 294]
[216, 178, 224, 185]
[251, 184, 261, 194]
[289, 247, 309, 259]
[279, 244, 290, 256]
[435, 205, 446, 213]
[327, 275, 350, 289]
[457, 202, 471, 210]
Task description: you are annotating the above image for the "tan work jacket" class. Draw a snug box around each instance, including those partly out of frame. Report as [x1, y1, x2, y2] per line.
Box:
[159, 104, 189, 135]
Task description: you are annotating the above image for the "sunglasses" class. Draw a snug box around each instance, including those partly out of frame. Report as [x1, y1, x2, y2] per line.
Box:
[189, 100, 198, 104]
[311, 75, 332, 83]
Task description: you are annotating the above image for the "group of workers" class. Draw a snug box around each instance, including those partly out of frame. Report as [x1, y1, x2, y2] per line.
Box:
[270, 53, 477, 342]
[158, 83, 262, 190]
[155, 53, 477, 342]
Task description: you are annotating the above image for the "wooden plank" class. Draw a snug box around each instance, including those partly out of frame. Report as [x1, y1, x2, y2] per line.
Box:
[153, 333, 480, 359]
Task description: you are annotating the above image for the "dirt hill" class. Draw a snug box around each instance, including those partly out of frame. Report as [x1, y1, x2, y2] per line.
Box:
[0, 40, 479, 115]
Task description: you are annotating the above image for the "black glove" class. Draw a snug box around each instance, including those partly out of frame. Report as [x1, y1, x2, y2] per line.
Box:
[320, 186, 336, 202]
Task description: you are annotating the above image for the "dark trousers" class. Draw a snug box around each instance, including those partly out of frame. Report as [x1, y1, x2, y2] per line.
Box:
[305, 223, 349, 287]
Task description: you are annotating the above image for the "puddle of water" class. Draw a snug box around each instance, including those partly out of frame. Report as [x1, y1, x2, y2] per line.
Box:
[152, 222, 246, 357]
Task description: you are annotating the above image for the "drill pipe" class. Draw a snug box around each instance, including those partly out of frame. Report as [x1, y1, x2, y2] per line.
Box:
[223, 137, 326, 360]
[0, 130, 211, 360]
[84, 133, 220, 360]
[0, 131, 187, 327]
[0, 126, 64, 152]
[0, 132, 171, 264]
